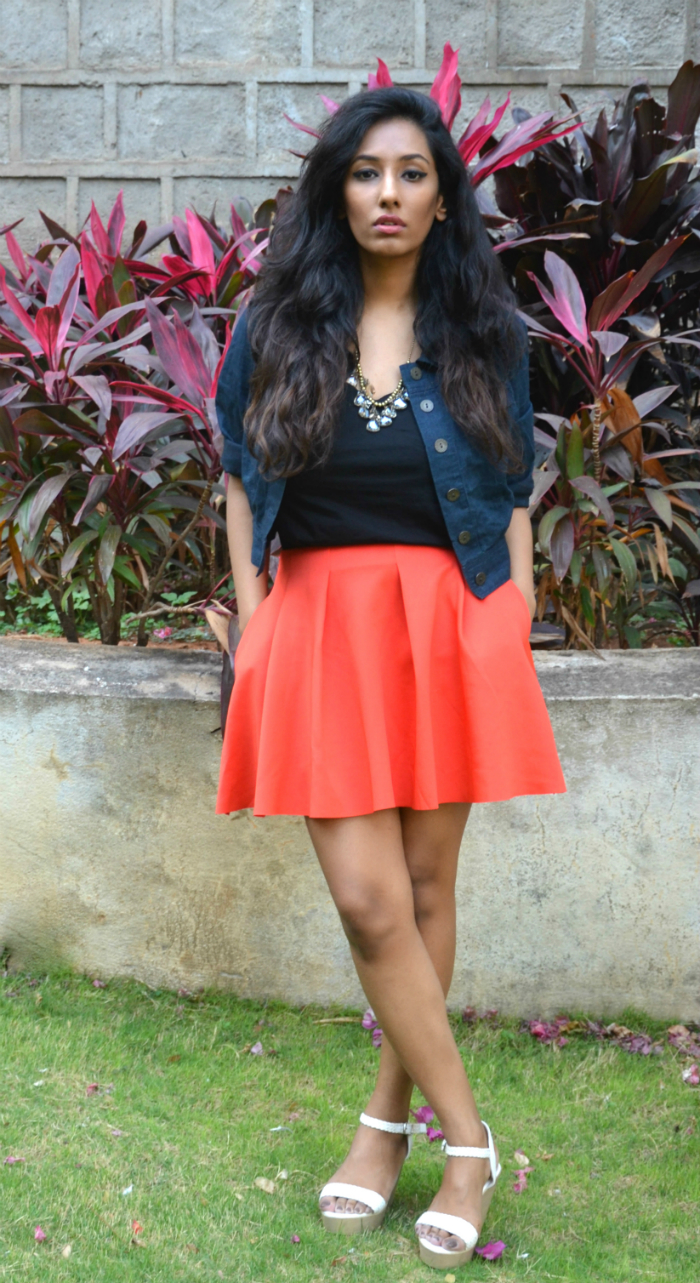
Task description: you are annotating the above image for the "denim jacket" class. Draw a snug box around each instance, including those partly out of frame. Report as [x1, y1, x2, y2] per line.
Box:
[215, 310, 535, 600]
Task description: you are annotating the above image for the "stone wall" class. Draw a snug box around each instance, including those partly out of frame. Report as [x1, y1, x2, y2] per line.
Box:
[1, 0, 698, 248]
[1, 638, 698, 1019]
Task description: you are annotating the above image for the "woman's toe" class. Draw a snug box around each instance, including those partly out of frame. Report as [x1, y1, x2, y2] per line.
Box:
[444, 1234, 465, 1250]
[319, 1195, 336, 1211]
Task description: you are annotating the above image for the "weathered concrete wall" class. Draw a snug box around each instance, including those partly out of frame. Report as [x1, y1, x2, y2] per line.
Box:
[0, 0, 697, 247]
[0, 638, 698, 1018]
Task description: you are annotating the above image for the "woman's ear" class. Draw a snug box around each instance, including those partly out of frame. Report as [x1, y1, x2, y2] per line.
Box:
[435, 194, 448, 223]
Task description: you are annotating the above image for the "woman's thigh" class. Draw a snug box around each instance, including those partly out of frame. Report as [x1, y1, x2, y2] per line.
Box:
[400, 802, 471, 893]
[305, 809, 415, 939]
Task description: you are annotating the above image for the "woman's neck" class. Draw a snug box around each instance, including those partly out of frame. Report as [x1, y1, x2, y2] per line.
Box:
[358, 248, 419, 316]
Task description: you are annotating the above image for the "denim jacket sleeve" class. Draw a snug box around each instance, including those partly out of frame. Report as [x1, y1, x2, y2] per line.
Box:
[215, 309, 254, 478]
[505, 330, 536, 508]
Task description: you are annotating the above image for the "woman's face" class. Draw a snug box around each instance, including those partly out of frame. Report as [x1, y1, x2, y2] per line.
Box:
[342, 117, 447, 258]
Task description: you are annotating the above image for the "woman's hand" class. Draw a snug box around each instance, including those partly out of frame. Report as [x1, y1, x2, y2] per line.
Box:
[505, 507, 536, 621]
[512, 577, 537, 621]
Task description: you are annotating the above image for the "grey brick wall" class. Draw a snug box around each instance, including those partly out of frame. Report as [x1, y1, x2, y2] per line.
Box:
[0, 0, 697, 247]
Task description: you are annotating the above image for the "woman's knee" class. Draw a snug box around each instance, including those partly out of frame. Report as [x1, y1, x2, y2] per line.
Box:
[409, 863, 456, 925]
[334, 887, 412, 958]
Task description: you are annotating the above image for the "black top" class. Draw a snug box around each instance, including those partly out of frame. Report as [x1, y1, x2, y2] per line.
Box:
[273, 381, 451, 551]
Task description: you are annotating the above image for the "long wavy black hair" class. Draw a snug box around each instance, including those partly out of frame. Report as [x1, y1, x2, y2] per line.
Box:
[244, 86, 524, 478]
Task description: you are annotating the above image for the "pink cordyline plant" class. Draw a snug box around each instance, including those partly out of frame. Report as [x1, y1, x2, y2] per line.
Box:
[285, 44, 577, 206]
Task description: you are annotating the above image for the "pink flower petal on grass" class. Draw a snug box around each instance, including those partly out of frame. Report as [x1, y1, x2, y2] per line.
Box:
[682, 1063, 699, 1085]
[427, 1126, 445, 1142]
[34, 1227, 47, 1242]
[475, 1240, 506, 1260]
[361, 1008, 377, 1030]
[410, 1106, 435, 1125]
[513, 1166, 534, 1193]
[92, 979, 106, 988]
[371, 1027, 383, 1048]
[4, 1156, 25, 1164]
[250, 1041, 264, 1056]
[291, 1234, 301, 1243]
[86, 1083, 99, 1095]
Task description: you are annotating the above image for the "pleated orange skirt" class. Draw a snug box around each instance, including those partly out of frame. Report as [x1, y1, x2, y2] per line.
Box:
[216, 543, 566, 818]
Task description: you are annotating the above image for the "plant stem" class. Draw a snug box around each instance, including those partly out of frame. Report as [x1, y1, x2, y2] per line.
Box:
[592, 398, 602, 484]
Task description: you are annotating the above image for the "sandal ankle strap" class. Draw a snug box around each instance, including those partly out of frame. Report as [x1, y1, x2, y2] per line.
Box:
[441, 1119, 500, 1188]
[360, 1111, 427, 1136]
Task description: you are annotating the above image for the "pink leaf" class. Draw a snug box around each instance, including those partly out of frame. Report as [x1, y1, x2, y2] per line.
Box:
[89, 201, 112, 259]
[0, 262, 36, 340]
[250, 1041, 264, 1055]
[319, 94, 340, 114]
[172, 214, 192, 258]
[5, 230, 28, 279]
[527, 252, 590, 348]
[34, 1227, 47, 1243]
[457, 95, 511, 165]
[230, 203, 248, 241]
[471, 114, 578, 184]
[34, 305, 62, 368]
[475, 1240, 506, 1260]
[367, 58, 393, 90]
[185, 209, 217, 296]
[283, 113, 321, 140]
[591, 329, 627, 357]
[107, 190, 126, 257]
[144, 298, 211, 404]
[429, 42, 461, 130]
[80, 234, 104, 318]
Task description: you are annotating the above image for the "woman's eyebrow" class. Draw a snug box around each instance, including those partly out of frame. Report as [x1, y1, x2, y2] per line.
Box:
[351, 152, 430, 163]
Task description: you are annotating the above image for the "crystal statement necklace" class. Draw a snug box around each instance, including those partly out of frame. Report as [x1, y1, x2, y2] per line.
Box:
[347, 346, 412, 433]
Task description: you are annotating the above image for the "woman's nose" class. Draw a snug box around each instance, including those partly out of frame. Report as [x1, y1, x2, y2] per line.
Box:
[378, 173, 399, 205]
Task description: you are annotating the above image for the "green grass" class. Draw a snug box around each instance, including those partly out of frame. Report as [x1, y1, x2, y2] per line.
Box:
[1, 969, 698, 1282]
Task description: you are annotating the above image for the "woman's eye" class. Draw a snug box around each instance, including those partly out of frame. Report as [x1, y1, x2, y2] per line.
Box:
[403, 169, 427, 181]
[352, 168, 378, 181]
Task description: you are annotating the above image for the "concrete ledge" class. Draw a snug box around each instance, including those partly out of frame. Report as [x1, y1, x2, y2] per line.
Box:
[1, 639, 698, 1018]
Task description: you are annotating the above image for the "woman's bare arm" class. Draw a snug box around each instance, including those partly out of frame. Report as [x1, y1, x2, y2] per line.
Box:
[505, 506, 536, 620]
[225, 474, 268, 631]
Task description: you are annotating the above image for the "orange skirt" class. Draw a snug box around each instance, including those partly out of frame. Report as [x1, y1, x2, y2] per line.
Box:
[216, 543, 566, 818]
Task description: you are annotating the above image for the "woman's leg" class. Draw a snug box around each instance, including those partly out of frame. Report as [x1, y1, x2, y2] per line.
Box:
[364, 803, 467, 1123]
[307, 806, 493, 1246]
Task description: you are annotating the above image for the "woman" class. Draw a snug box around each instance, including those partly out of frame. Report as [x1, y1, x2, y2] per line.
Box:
[215, 87, 565, 1269]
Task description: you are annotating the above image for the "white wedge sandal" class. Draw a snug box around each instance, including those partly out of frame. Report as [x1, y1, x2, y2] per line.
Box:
[319, 1112, 428, 1234]
[414, 1120, 501, 1269]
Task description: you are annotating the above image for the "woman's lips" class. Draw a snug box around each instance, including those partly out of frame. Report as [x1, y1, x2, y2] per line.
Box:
[374, 219, 406, 235]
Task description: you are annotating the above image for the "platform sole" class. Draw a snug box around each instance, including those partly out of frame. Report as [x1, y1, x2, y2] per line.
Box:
[321, 1207, 387, 1234]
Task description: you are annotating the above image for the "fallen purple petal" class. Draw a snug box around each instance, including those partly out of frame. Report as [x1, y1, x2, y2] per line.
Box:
[475, 1240, 506, 1260]
[86, 1083, 99, 1095]
[513, 1167, 534, 1193]
[34, 1227, 47, 1242]
[410, 1106, 435, 1125]
[461, 1006, 477, 1023]
[361, 1008, 377, 1030]
[682, 1063, 699, 1085]
[371, 1027, 383, 1049]
[153, 626, 173, 639]
[3, 1156, 25, 1165]
[111, 1129, 123, 1137]
[250, 1041, 264, 1056]
[427, 1126, 444, 1142]
[92, 979, 106, 988]
[291, 1234, 301, 1243]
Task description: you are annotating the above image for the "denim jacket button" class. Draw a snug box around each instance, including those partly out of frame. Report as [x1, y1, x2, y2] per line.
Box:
[475, 571, 486, 585]
[410, 366, 422, 380]
[419, 398, 434, 412]
[447, 488, 460, 501]
[458, 530, 471, 544]
[434, 438, 448, 453]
